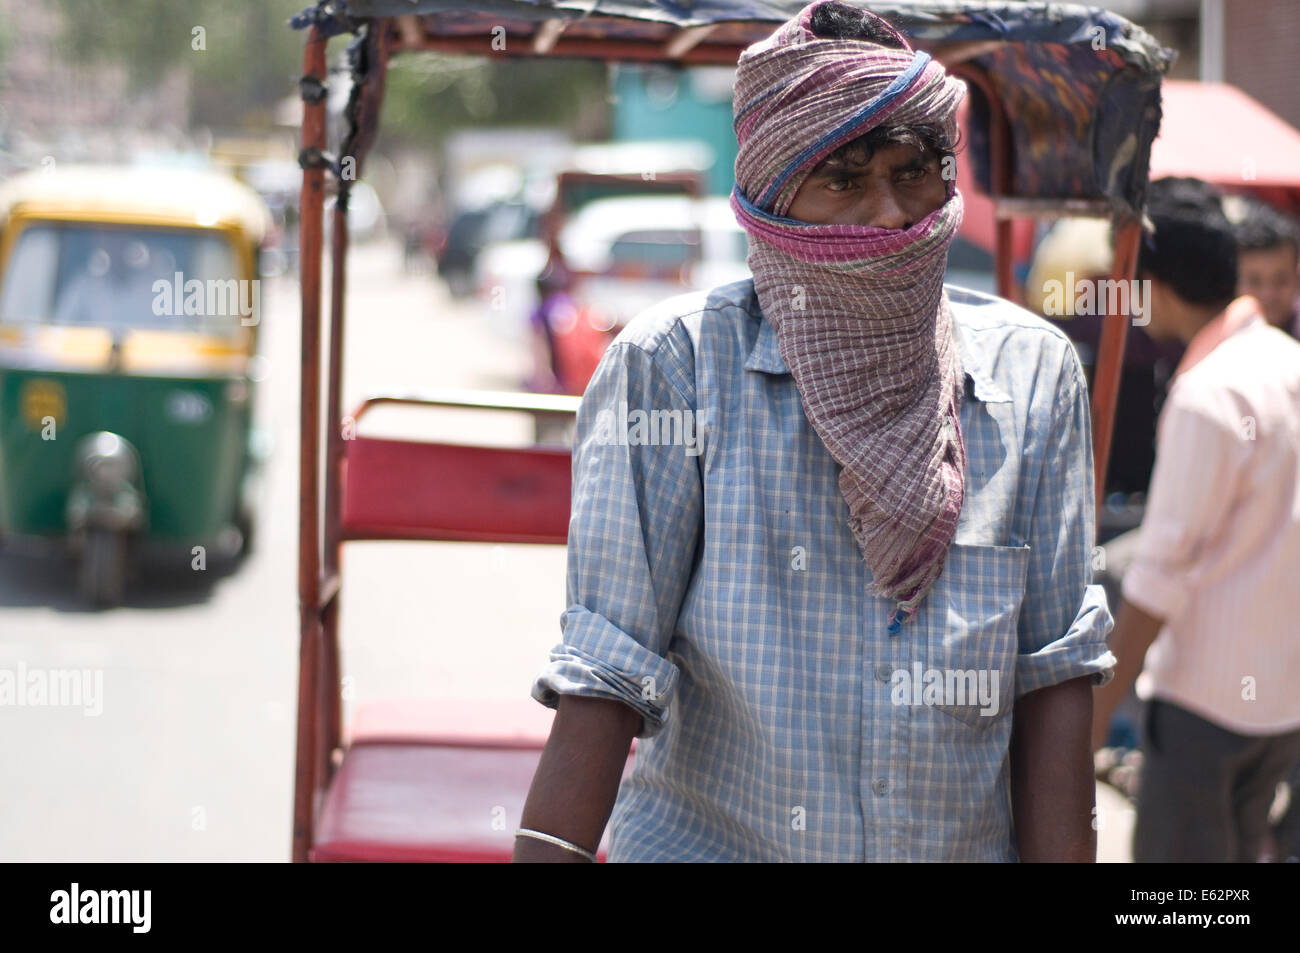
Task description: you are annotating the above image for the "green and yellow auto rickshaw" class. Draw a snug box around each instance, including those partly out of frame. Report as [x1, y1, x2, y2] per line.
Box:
[0, 164, 272, 605]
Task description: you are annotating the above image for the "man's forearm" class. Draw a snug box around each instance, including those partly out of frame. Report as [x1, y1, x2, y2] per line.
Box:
[512, 694, 641, 862]
[1010, 675, 1096, 862]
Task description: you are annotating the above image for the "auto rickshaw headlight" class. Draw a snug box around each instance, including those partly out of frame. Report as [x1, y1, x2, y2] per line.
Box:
[74, 431, 142, 487]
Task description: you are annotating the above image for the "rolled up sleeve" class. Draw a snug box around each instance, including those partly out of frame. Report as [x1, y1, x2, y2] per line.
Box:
[531, 335, 704, 738]
[1120, 395, 1247, 622]
[1014, 344, 1116, 698]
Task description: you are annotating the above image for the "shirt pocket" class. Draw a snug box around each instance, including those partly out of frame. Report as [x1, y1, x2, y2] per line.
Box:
[919, 542, 1031, 729]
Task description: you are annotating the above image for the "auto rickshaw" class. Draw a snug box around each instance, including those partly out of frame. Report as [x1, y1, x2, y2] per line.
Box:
[0, 165, 272, 605]
[287, 0, 1171, 862]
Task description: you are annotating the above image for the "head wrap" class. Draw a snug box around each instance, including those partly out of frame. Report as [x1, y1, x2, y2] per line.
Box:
[729, 1, 969, 632]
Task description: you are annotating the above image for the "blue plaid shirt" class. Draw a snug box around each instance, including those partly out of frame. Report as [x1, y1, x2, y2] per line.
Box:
[532, 278, 1116, 862]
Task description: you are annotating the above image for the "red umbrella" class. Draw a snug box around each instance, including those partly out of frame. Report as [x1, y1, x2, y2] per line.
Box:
[1150, 80, 1300, 212]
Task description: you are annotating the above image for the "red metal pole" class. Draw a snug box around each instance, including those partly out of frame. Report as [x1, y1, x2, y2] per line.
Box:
[292, 24, 328, 865]
[320, 201, 348, 769]
[995, 219, 1017, 304]
[319, 20, 390, 787]
[1090, 216, 1141, 516]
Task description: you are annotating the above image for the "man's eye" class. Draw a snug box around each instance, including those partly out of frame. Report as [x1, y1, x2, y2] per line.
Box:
[899, 167, 928, 182]
[827, 177, 858, 193]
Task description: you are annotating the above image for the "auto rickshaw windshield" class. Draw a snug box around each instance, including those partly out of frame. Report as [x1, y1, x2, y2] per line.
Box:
[0, 222, 249, 336]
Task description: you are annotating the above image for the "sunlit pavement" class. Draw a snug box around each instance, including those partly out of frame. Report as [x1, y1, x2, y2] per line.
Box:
[1096, 781, 1135, 863]
[0, 240, 1133, 861]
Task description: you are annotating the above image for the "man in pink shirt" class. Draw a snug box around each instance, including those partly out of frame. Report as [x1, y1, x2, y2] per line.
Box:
[1092, 178, 1300, 862]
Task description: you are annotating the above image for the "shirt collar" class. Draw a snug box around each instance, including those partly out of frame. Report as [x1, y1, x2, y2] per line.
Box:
[1171, 294, 1265, 383]
[742, 286, 1012, 404]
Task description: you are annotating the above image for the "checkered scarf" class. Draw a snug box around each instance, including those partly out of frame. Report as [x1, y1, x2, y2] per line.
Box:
[729, 1, 968, 631]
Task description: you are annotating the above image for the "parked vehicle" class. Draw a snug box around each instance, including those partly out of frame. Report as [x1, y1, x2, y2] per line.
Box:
[0, 165, 272, 604]
[476, 169, 712, 390]
[437, 200, 540, 298]
[550, 193, 749, 393]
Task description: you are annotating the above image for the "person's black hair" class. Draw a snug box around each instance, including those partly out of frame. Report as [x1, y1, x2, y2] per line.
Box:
[1233, 196, 1300, 264]
[1137, 176, 1238, 311]
[810, 0, 907, 47]
[1146, 175, 1223, 207]
[807, 2, 956, 176]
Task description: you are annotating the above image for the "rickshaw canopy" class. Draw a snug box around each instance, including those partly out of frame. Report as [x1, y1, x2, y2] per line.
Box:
[316, 0, 1173, 218]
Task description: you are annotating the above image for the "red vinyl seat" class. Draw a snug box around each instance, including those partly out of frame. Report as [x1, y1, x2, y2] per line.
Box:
[312, 700, 634, 862]
[339, 435, 572, 544]
[312, 743, 555, 862]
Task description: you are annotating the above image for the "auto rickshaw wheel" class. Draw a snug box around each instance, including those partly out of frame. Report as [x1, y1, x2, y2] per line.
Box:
[79, 529, 127, 607]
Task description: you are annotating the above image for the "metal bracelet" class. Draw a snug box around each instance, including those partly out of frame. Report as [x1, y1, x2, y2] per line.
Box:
[515, 828, 597, 863]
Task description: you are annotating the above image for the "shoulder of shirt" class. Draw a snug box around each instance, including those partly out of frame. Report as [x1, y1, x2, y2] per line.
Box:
[944, 283, 1077, 347]
[1169, 320, 1300, 422]
[945, 283, 1086, 388]
[1183, 319, 1300, 382]
[606, 277, 756, 357]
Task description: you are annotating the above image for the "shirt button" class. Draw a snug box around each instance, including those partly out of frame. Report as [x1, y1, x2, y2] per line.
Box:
[875, 663, 893, 683]
[872, 778, 889, 796]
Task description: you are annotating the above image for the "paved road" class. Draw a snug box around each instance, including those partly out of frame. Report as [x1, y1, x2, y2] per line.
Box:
[0, 240, 1133, 861]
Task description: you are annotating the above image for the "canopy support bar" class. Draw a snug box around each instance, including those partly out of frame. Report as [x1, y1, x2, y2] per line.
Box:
[292, 24, 329, 866]
[1090, 216, 1142, 517]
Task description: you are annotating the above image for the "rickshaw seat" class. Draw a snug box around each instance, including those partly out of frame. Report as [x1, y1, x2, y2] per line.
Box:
[312, 698, 634, 862]
[321, 404, 592, 860]
[311, 743, 554, 862]
[339, 436, 571, 544]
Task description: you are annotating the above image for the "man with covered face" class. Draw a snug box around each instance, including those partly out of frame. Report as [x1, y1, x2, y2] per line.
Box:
[515, 0, 1115, 863]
